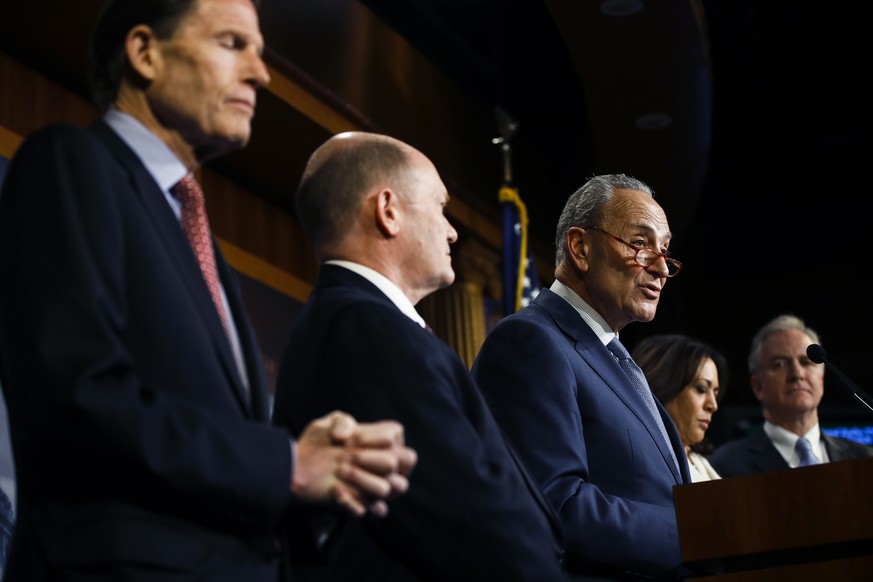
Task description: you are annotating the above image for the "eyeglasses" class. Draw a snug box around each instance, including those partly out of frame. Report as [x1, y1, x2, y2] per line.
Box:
[588, 226, 683, 277]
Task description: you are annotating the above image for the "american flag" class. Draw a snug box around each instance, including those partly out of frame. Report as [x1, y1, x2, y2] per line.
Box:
[500, 186, 541, 316]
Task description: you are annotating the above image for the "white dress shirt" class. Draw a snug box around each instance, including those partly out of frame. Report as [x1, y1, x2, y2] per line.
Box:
[764, 421, 829, 467]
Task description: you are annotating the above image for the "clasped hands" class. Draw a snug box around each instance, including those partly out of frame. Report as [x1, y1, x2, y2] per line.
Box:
[293, 410, 417, 517]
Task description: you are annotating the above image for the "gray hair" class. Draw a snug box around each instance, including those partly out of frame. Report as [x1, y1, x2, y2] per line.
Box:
[554, 174, 654, 265]
[747, 314, 821, 374]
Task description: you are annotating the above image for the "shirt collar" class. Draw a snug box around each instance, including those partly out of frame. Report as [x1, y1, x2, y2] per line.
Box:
[764, 421, 825, 464]
[104, 108, 188, 192]
[549, 279, 615, 347]
[326, 260, 427, 328]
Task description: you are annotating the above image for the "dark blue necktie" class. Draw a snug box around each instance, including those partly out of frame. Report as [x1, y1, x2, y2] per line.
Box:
[607, 338, 681, 474]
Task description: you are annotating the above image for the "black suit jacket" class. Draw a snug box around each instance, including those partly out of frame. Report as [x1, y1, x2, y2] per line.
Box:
[0, 122, 294, 580]
[272, 265, 567, 581]
[709, 426, 873, 477]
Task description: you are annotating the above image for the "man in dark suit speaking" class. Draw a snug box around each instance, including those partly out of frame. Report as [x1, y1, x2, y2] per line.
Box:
[271, 131, 567, 581]
[0, 1, 414, 579]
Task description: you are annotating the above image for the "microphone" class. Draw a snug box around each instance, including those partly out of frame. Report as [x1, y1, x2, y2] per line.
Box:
[806, 344, 828, 365]
[806, 344, 873, 415]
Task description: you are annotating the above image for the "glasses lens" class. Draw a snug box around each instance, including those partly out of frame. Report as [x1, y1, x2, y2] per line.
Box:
[636, 249, 681, 277]
[635, 248, 655, 267]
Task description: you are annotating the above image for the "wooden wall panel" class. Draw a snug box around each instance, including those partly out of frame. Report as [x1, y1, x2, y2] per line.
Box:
[0, 51, 311, 296]
[0, 32, 508, 356]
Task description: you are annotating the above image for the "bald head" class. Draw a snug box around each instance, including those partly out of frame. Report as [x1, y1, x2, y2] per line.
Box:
[294, 131, 458, 304]
[295, 132, 415, 254]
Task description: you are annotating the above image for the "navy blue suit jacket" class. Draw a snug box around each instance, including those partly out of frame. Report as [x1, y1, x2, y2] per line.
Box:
[272, 265, 567, 581]
[0, 122, 294, 580]
[709, 426, 873, 477]
[472, 289, 691, 580]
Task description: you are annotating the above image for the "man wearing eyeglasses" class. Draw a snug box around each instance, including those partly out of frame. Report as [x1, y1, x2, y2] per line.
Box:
[473, 174, 692, 581]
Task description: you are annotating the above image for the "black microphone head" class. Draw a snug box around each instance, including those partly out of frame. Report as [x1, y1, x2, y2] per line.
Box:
[807, 343, 827, 364]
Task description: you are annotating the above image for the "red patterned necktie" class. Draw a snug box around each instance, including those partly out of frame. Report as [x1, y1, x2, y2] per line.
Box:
[172, 175, 231, 337]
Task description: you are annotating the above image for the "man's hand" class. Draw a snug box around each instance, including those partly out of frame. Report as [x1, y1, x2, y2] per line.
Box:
[292, 411, 417, 517]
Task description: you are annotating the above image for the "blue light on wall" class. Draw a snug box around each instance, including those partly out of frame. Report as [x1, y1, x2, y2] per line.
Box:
[822, 425, 873, 446]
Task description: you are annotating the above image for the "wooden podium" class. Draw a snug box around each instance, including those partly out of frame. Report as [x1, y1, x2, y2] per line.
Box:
[674, 457, 873, 580]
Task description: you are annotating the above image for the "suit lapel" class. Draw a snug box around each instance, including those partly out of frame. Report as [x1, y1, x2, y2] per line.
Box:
[89, 121, 252, 414]
[751, 430, 790, 471]
[533, 290, 685, 483]
[214, 248, 267, 418]
[822, 433, 851, 463]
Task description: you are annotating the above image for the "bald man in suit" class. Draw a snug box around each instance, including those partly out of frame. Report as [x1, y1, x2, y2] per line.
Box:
[272, 131, 567, 581]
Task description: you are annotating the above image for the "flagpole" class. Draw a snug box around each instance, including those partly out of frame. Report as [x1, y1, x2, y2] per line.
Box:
[493, 107, 532, 316]
[494, 106, 518, 185]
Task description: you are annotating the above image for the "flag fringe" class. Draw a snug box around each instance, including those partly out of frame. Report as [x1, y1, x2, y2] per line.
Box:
[499, 186, 529, 312]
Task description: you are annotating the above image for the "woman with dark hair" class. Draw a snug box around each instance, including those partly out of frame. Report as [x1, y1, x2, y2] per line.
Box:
[633, 334, 729, 482]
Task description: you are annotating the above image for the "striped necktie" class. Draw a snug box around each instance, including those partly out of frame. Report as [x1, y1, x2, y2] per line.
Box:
[607, 338, 681, 474]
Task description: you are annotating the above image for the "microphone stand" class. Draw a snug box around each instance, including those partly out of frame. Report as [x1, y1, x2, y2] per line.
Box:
[807, 344, 873, 416]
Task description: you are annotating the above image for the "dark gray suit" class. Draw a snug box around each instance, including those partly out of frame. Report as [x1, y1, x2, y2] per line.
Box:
[709, 427, 873, 477]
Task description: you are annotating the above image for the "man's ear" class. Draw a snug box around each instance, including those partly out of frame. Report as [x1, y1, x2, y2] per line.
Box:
[751, 375, 765, 402]
[566, 226, 589, 271]
[125, 25, 160, 83]
[374, 189, 400, 237]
